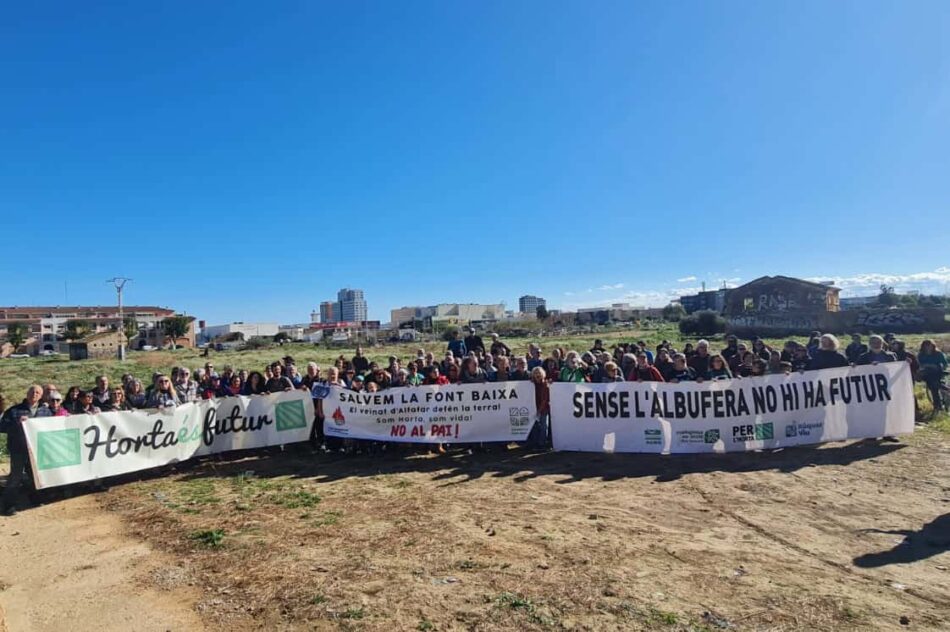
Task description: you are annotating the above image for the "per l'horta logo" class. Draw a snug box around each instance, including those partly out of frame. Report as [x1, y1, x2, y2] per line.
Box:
[331, 407, 346, 425]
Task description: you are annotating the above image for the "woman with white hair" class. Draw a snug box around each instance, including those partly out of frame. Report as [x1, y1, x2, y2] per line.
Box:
[806, 334, 849, 371]
[558, 351, 588, 383]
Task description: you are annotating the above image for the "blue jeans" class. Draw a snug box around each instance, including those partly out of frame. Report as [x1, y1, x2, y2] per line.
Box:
[527, 413, 550, 449]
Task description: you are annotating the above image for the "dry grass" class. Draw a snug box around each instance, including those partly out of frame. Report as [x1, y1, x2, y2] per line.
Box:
[100, 430, 950, 631]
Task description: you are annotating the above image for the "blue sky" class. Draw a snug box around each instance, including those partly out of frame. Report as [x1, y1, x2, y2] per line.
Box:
[2, 1, 948, 323]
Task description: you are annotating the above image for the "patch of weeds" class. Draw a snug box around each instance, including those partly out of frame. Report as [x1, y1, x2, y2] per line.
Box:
[310, 594, 328, 605]
[647, 607, 679, 626]
[493, 592, 556, 627]
[313, 510, 342, 527]
[454, 559, 484, 571]
[190, 528, 225, 548]
[839, 604, 862, 623]
[417, 619, 435, 631]
[340, 607, 365, 620]
[179, 479, 221, 505]
[274, 489, 321, 508]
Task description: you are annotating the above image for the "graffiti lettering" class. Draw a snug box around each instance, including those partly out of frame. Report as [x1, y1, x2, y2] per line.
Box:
[855, 310, 925, 328]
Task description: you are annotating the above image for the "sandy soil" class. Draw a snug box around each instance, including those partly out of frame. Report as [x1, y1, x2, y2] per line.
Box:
[0, 482, 205, 632]
[2, 430, 950, 631]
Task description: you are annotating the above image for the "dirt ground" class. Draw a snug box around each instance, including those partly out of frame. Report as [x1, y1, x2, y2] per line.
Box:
[2, 429, 950, 631]
[0, 489, 205, 631]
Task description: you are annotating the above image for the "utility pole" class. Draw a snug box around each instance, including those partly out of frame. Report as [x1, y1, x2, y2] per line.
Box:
[107, 277, 132, 360]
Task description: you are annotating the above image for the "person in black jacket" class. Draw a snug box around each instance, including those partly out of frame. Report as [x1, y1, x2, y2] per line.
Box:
[845, 334, 868, 364]
[1, 385, 50, 515]
[351, 346, 370, 376]
[806, 334, 849, 371]
[464, 327, 485, 355]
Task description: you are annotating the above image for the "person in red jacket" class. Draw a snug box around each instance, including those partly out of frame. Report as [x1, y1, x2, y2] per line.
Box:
[423, 365, 450, 385]
[627, 353, 664, 382]
[529, 367, 551, 449]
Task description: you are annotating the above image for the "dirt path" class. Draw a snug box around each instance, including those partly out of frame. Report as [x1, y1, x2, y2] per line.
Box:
[0, 482, 204, 632]
[2, 432, 950, 631]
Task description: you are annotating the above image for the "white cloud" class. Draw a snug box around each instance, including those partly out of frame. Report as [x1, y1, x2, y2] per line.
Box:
[561, 286, 695, 311]
[676, 276, 697, 283]
[597, 283, 625, 291]
[806, 267, 950, 296]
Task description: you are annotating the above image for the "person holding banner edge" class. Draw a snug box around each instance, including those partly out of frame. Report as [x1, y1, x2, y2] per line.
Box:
[0, 385, 50, 516]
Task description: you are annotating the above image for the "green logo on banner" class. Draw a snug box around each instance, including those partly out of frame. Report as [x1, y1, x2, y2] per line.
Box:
[36, 429, 82, 470]
[275, 400, 307, 431]
[754, 422, 774, 440]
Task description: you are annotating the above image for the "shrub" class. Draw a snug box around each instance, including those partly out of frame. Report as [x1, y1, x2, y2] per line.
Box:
[678, 310, 726, 336]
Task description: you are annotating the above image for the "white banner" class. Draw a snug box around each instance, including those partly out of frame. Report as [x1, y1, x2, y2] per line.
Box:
[23, 391, 314, 489]
[551, 363, 915, 453]
[322, 382, 536, 443]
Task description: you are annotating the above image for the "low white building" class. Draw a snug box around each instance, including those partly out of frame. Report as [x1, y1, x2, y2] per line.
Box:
[201, 322, 279, 342]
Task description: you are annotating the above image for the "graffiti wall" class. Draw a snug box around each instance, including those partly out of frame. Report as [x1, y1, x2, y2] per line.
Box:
[727, 308, 947, 336]
[723, 277, 837, 315]
[727, 313, 820, 333]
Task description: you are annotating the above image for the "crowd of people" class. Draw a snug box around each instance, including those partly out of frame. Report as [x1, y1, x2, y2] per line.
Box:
[1, 328, 947, 515]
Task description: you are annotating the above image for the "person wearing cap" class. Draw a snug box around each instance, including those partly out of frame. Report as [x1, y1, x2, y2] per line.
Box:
[845, 334, 868, 364]
[464, 327, 484, 356]
[857, 335, 897, 365]
[1, 385, 53, 515]
[47, 390, 70, 416]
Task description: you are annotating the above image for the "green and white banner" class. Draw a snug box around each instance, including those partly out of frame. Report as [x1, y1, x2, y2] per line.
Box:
[23, 391, 314, 489]
[551, 363, 915, 453]
[323, 381, 536, 443]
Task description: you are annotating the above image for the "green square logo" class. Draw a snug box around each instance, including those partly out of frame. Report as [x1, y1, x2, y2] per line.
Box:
[275, 400, 307, 431]
[36, 429, 82, 470]
[754, 422, 774, 440]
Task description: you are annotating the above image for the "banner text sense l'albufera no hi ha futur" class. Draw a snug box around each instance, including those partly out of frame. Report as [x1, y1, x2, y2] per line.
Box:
[550, 362, 914, 453]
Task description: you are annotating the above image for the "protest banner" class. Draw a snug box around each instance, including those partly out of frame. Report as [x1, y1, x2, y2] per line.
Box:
[23, 390, 314, 489]
[322, 381, 536, 443]
[551, 363, 914, 453]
